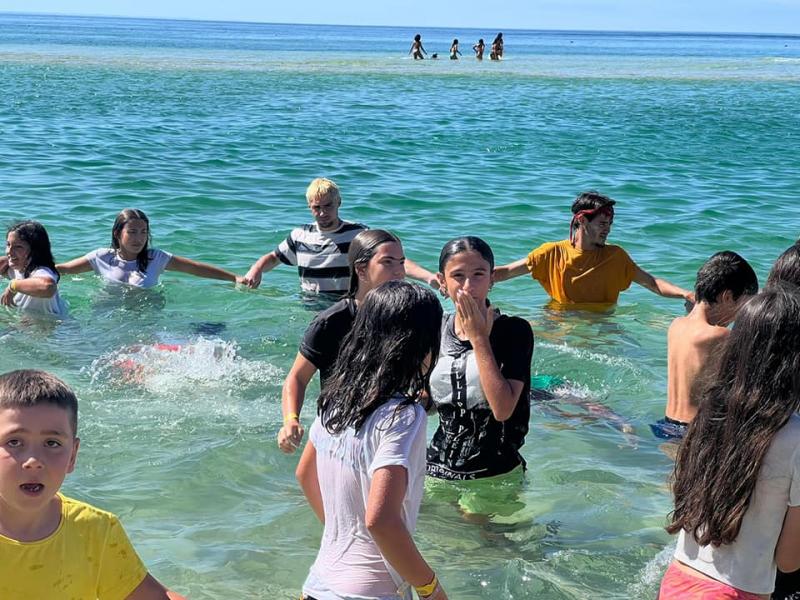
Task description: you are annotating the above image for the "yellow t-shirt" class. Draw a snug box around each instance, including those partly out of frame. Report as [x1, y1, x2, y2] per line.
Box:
[0, 494, 148, 600]
[526, 240, 636, 305]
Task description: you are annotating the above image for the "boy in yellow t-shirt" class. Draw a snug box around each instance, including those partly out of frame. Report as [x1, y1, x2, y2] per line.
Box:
[495, 191, 693, 306]
[0, 369, 186, 600]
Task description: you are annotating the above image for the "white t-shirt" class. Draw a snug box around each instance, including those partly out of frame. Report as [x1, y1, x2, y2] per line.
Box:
[303, 397, 427, 600]
[675, 413, 800, 594]
[11, 267, 68, 317]
[85, 248, 173, 288]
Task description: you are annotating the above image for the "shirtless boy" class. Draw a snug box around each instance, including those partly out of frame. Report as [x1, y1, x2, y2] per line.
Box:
[652, 251, 758, 439]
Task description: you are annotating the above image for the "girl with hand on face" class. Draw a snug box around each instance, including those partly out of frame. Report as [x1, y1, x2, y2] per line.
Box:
[296, 280, 447, 600]
[426, 236, 534, 483]
[278, 230, 408, 453]
[57, 208, 245, 288]
[2, 221, 68, 317]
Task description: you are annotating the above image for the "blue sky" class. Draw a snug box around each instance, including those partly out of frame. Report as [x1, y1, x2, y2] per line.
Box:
[2, 0, 799, 34]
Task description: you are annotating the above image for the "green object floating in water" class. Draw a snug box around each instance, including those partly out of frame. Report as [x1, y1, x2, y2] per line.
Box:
[531, 374, 564, 390]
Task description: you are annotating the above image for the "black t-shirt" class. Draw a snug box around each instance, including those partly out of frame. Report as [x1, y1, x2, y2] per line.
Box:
[427, 312, 534, 480]
[299, 298, 357, 386]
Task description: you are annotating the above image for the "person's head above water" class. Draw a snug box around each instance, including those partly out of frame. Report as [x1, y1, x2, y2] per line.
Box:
[414, 34, 421, 42]
[766, 241, 800, 289]
[694, 251, 758, 326]
[6, 221, 58, 279]
[438, 236, 495, 306]
[318, 280, 443, 434]
[569, 190, 616, 248]
[452, 38, 459, 45]
[111, 208, 151, 273]
[346, 229, 405, 299]
[305, 177, 342, 232]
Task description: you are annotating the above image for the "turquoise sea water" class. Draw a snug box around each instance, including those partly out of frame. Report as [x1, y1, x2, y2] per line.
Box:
[2, 13, 800, 598]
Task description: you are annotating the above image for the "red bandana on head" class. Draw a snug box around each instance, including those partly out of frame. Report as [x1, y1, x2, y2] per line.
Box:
[569, 205, 614, 244]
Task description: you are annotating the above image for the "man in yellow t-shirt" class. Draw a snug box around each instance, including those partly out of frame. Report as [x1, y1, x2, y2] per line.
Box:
[495, 191, 693, 306]
[0, 369, 186, 600]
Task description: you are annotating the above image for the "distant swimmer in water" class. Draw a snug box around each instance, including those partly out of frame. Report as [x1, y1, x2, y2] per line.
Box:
[409, 33, 427, 60]
[654, 252, 757, 441]
[491, 32, 503, 60]
[473, 38, 485, 60]
[2, 221, 68, 317]
[494, 191, 694, 307]
[57, 208, 246, 289]
[450, 38, 462, 60]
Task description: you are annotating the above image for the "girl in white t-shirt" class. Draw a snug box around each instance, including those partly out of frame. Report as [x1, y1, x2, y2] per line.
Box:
[660, 285, 800, 599]
[1, 221, 68, 317]
[57, 208, 245, 288]
[295, 280, 448, 600]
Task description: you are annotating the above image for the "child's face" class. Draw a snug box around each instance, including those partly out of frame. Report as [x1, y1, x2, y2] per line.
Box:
[116, 219, 149, 259]
[5, 232, 31, 273]
[357, 241, 406, 293]
[0, 405, 79, 516]
[307, 193, 341, 231]
[439, 250, 494, 305]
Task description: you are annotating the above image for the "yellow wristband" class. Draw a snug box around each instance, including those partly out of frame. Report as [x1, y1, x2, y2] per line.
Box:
[415, 574, 438, 597]
[9, 280, 17, 293]
[283, 412, 300, 424]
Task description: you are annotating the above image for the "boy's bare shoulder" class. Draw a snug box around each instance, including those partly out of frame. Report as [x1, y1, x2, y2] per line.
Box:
[668, 314, 729, 344]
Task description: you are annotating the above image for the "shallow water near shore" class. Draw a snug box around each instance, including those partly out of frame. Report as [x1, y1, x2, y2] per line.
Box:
[1, 13, 799, 599]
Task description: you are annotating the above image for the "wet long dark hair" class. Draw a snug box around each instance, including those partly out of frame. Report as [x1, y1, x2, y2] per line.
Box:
[7, 221, 59, 280]
[667, 285, 800, 546]
[767, 242, 800, 289]
[111, 208, 150, 274]
[318, 280, 442, 434]
[438, 236, 495, 272]
[346, 229, 402, 297]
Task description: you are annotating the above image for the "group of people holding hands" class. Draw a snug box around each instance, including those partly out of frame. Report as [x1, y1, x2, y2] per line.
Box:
[2, 177, 800, 599]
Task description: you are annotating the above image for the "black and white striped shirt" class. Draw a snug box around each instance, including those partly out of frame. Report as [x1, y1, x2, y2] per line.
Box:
[275, 221, 367, 294]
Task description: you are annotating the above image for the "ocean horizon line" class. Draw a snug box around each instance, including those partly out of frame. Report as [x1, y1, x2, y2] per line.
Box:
[2, 10, 799, 39]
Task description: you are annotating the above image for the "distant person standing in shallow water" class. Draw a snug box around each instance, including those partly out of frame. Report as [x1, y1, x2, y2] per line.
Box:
[491, 32, 503, 59]
[449, 39, 462, 60]
[473, 38, 485, 60]
[494, 191, 693, 306]
[409, 34, 427, 60]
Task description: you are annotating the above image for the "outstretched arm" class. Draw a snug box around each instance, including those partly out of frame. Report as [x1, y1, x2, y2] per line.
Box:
[56, 256, 93, 274]
[404, 259, 440, 292]
[166, 255, 244, 284]
[633, 264, 694, 302]
[493, 257, 529, 282]
[244, 251, 280, 289]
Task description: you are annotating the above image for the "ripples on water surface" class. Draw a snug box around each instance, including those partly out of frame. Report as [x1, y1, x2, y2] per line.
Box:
[1, 13, 799, 598]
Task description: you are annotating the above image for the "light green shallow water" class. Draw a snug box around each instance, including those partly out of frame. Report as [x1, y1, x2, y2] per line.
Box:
[1, 14, 800, 599]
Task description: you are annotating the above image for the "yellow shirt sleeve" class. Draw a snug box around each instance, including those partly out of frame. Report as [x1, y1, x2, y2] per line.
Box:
[526, 242, 554, 283]
[616, 247, 636, 292]
[97, 514, 149, 600]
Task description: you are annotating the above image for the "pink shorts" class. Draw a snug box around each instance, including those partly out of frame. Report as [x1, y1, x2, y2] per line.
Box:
[659, 562, 764, 599]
